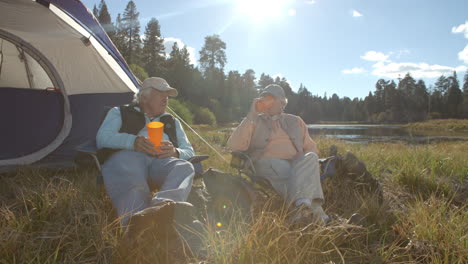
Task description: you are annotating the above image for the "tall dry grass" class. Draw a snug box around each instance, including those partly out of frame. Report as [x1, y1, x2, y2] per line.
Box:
[0, 126, 467, 263]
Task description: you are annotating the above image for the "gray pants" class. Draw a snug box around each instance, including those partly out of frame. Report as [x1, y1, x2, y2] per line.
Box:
[254, 152, 324, 205]
[102, 150, 195, 225]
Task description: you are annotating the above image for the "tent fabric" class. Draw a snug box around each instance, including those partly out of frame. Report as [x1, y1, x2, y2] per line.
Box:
[0, 38, 54, 89]
[0, 28, 73, 167]
[0, 0, 139, 95]
[0, 0, 139, 168]
[0, 88, 64, 160]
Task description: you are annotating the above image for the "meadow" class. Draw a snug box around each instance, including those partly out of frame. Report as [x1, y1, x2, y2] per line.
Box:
[0, 125, 466, 263]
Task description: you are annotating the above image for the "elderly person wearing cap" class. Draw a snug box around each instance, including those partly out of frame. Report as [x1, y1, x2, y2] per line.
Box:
[227, 84, 329, 225]
[96, 77, 195, 236]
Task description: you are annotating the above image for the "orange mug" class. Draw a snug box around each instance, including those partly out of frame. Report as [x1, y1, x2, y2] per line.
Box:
[147, 122, 164, 150]
[255, 95, 275, 112]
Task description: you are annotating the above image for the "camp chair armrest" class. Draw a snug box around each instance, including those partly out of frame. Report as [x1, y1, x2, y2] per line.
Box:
[230, 150, 256, 176]
[76, 139, 101, 171]
[76, 139, 98, 155]
[187, 155, 209, 164]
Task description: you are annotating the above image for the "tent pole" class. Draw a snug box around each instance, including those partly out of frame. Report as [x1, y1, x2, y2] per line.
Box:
[17, 46, 34, 88]
[0, 39, 3, 78]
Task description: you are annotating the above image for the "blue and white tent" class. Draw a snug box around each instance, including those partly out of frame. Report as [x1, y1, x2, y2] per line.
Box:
[0, 0, 139, 169]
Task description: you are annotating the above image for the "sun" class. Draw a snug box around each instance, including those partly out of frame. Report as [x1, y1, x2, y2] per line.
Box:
[235, 0, 292, 22]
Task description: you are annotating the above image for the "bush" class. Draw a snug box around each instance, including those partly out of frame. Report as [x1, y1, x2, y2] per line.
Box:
[168, 99, 194, 124]
[194, 107, 216, 125]
[129, 64, 149, 81]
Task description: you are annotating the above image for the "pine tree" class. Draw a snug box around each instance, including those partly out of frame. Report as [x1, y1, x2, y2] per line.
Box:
[462, 70, 468, 117]
[121, 0, 141, 65]
[97, 0, 114, 37]
[142, 18, 166, 77]
[164, 43, 194, 98]
[92, 5, 99, 17]
[446, 71, 463, 118]
[414, 80, 429, 121]
[199, 34, 227, 74]
[258, 73, 274, 88]
[112, 13, 126, 55]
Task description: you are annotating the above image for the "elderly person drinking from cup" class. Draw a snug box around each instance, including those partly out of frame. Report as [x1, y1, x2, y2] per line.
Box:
[227, 84, 330, 225]
[96, 77, 195, 237]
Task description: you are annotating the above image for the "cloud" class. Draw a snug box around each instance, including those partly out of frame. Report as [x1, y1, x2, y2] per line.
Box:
[304, 0, 316, 4]
[451, 21, 468, 38]
[459, 44, 468, 64]
[342, 67, 366, 74]
[349, 49, 466, 79]
[389, 49, 410, 59]
[351, 9, 362, 17]
[163, 37, 197, 65]
[371, 61, 467, 79]
[361, 51, 389, 62]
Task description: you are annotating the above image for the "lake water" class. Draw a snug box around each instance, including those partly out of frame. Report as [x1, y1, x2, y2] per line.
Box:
[307, 124, 468, 144]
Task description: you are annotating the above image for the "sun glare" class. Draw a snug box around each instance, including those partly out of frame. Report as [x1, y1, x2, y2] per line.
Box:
[235, 0, 291, 22]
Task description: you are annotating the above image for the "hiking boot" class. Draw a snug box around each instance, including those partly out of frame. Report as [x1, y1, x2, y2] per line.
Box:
[309, 203, 330, 225]
[288, 204, 330, 226]
[288, 204, 314, 226]
[126, 201, 194, 241]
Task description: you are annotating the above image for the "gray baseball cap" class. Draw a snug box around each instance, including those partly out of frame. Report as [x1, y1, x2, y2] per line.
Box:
[141, 77, 178, 97]
[260, 84, 286, 98]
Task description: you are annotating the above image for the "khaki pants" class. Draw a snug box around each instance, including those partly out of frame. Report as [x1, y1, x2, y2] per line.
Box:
[254, 152, 324, 205]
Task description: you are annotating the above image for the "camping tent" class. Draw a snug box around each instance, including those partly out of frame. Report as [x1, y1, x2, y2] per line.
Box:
[0, 0, 139, 169]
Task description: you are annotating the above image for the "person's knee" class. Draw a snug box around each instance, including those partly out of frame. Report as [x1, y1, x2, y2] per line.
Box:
[176, 160, 195, 177]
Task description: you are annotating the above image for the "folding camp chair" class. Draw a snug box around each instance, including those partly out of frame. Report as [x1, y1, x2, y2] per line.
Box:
[229, 150, 340, 198]
[76, 140, 208, 187]
[75, 105, 209, 190]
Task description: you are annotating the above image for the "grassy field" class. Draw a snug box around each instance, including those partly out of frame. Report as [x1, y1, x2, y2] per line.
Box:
[1, 126, 467, 263]
[402, 119, 468, 132]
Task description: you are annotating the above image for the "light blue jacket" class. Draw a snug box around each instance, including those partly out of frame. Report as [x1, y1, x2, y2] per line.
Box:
[96, 106, 195, 160]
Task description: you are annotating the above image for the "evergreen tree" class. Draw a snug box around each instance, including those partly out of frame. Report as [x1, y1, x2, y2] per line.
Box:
[164, 43, 194, 99]
[121, 0, 141, 65]
[92, 4, 99, 17]
[258, 73, 274, 88]
[446, 71, 463, 118]
[112, 13, 126, 54]
[199, 34, 227, 74]
[237, 69, 257, 116]
[142, 18, 166, 77]
[414, 80, 429, 121]
[97, 0, 114, 37]
[462, 70, 468, 117]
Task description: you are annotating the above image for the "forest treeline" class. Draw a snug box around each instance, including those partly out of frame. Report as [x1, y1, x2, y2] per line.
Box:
[93, 0, 468, 124]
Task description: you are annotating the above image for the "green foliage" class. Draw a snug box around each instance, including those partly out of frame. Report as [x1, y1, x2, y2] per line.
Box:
[168, 98, 194, 124]
[120, 0, 141, 64]
[193, 107, 216, 125]
[142, 18, 166, 77]
[199, 34, 227, 73]
[129, 63, 148, 81]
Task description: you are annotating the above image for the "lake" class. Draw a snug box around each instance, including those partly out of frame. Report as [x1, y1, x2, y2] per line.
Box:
[307, 124, 468, 144]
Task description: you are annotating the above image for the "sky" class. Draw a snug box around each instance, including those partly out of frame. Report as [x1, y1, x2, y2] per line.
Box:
[82, 0, 468, 99]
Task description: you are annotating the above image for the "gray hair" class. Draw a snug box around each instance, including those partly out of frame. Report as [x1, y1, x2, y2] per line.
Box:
[279, 96, 288, 107]
[133, 87, 153, 104]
